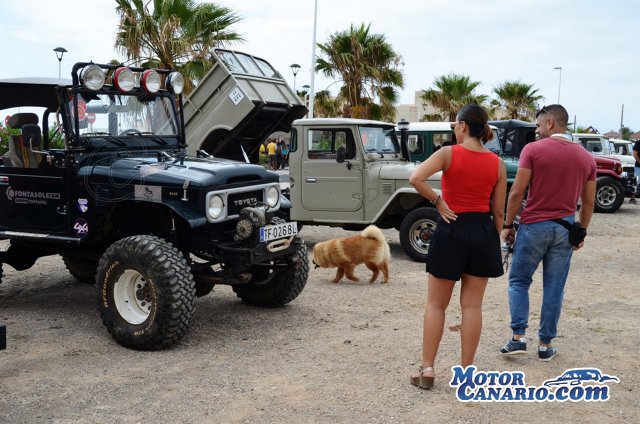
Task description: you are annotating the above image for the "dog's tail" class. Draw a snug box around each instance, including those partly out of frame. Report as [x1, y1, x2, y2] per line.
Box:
[361, 225, 384, 242]
[361, 225, 391, 261]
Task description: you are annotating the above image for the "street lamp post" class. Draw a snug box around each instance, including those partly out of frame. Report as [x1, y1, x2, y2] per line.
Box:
[54, 47, 68, 79]
[302, 84, 310, 117]
[290, 63, 301, 92]
[553, 66, 562, 104]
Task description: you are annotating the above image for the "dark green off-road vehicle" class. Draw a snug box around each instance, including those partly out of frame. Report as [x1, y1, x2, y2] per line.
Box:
[0, 61, 308, 350]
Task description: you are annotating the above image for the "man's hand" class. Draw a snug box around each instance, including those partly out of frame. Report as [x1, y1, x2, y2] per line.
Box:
[501, 228, 515, 245]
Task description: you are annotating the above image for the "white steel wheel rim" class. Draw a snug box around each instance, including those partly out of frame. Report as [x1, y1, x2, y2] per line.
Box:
[114, 269, 152, 324]
[410, 219, 435, 253]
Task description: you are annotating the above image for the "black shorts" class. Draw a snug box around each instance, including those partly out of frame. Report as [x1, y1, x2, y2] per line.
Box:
[426, 212, 504, 281]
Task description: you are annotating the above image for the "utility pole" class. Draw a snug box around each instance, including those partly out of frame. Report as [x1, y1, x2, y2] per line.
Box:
[620, 104, 624, 138]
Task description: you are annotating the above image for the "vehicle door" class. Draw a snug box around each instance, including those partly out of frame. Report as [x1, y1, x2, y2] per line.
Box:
[300, 127, 364, 219]
[0, 113, 70, 235]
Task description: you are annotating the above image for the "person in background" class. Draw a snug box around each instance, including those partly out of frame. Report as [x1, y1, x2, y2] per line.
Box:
[267, 138, 277, 170]
[499, 104, 596, 361]
[408, 104, 507, 389]
[281, 140, 289, 169]
[275, 139, 283, 169]
[630, 138, 640, 204]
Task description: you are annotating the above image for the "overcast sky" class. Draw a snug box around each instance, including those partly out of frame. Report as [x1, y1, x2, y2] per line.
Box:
[1, 0, 638, 132]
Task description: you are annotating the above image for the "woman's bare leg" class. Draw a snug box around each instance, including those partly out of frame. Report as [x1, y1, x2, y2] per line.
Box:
[459, 273, 489, 367]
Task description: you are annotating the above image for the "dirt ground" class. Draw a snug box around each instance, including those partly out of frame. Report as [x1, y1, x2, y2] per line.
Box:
[1, 204, 638, 423]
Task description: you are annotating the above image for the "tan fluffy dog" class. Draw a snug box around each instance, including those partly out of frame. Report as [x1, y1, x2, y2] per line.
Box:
[312, 225, 390, 284]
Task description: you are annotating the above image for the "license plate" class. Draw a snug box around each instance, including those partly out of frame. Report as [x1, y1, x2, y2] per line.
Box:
[260, 221, 298, 242]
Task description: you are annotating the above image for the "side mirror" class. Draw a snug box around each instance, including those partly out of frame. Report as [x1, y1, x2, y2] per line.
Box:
[336, 146, 346, 163]
[336, 146, 352, 170]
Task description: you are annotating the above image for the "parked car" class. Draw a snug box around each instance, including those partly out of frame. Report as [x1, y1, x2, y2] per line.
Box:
[402, 122, 454, 162]
[573, 134, 636, 194]
[489, 119, 537, 156]
[490, 120, 626, 213]
[0, 59, 309, 350]
[401, 121, 518, 192]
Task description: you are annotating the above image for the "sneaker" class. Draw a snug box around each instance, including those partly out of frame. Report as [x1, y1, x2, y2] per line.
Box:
[630, 198, 637, 204]
[538, 346, 557, 361]
[500, 338, 527, 355]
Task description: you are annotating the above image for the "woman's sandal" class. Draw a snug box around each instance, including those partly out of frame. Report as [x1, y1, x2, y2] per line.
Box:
[410, 366, 435, 389]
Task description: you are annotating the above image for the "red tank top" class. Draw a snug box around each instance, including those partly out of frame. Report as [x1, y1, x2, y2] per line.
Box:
[441, 145, 499, 213]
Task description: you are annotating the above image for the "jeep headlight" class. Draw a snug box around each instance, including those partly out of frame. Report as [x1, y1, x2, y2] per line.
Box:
[266, 186, 279, 208]
[208, 195, 224, 219]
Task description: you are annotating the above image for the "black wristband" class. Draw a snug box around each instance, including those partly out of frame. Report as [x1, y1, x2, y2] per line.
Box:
[503, 223, 514, 229]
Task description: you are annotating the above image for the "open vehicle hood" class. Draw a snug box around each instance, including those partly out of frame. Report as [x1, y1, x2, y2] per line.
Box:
[183, 49, 308, 162]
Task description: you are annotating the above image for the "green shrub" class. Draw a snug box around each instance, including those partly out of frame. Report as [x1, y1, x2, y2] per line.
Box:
[0, 125, 20, 155]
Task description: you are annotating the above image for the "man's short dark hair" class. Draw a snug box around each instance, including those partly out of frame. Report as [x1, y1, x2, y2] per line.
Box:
[536, 104, 569, 127]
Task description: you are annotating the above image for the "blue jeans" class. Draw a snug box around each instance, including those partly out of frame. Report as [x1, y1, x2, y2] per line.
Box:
[508, 217, 574, 344]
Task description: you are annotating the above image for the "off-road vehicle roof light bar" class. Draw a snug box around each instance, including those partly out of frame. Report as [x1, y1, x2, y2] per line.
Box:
[141, 69, 161, 94]
[166, 72, 184, 94]
[113, 66, 135, 92]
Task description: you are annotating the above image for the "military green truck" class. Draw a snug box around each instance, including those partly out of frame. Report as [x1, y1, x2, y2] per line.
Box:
[284, 118, 442, 262]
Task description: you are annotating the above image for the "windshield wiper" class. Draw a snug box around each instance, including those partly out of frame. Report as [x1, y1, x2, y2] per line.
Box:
[120, 130, 168, 145]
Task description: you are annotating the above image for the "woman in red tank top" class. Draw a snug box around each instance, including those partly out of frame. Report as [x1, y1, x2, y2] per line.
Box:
[408, 104, 507, 389]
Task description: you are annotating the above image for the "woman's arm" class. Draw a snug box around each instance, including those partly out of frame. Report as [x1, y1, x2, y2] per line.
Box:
[409, 147, 457, 222]
[491, 159, 507, 233]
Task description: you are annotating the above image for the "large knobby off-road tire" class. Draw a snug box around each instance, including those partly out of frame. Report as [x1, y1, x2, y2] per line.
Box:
[96, 235, 196, 350]
[232, 232, 309, 308]
[399, 207, 440, 262]
[594, 176, 624, 213]
[62, 256, 98, 284]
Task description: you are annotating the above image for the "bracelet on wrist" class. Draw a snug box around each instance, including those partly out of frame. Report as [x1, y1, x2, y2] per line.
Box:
[503, 223, 514, 229]
[433, 194, 441, 205]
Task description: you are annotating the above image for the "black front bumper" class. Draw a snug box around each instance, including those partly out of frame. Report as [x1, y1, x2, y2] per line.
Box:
[188, 232, 300, 267]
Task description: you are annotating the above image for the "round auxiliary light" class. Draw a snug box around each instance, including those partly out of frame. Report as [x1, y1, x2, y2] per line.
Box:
[166, 72, 184, 95]
[397, 118, 409, 132]
[208, 195, 224, 220]
[141, 69, 161, 94]
[113, 67, 135, 92]
[80, 65, 105, 91]
[266, 186, 279, 208]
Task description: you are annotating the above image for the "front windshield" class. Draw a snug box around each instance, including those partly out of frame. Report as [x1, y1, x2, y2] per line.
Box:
[359, 126, 399, 154]
[69, 93, 179, 137]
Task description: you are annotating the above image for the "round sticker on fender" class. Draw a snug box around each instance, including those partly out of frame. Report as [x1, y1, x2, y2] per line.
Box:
[73, 218, 89, 238]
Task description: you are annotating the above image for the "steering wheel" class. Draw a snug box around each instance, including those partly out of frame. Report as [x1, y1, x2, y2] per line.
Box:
[119, 129, 142, 136]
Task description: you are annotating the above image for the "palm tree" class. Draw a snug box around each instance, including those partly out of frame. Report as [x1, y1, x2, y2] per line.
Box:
[493, 81, 543, 120]
[620, 126, 633, 140]
[114, 0, 243, 94]
[313, 90, 343, 118]
[421, 74, 487, 121]
[316, 23, 404, 121]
